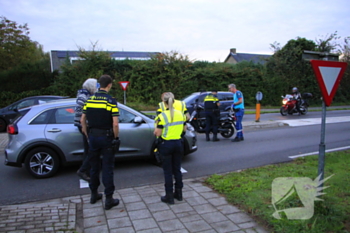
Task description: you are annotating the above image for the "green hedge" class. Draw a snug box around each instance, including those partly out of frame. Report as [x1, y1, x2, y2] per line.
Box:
[1, 51, 349, 109]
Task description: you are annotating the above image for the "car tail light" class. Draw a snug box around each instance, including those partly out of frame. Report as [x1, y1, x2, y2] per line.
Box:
[7, 124, 18, 135]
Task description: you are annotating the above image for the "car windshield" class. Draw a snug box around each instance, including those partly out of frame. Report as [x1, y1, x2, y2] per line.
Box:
[121, 104, 155, 120]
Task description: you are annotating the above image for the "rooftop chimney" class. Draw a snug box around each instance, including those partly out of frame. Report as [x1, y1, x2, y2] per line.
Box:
[230, 48, 236, 54]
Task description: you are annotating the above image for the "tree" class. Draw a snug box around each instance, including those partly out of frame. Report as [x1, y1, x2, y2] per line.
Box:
[265, 37, 318, 104]
[339, 36, 350, 62]
[315, 31, 341, 53]
[0, 16, 46, 71]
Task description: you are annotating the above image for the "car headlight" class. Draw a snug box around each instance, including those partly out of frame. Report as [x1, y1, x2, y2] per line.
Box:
[186, 122, 195, 132]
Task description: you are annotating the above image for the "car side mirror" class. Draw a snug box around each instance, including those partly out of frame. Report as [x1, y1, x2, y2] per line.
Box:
[133, 116, 143, 124]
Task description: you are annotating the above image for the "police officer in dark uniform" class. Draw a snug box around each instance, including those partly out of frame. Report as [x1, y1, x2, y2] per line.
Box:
[204, 90, 220, 142]
[81, 74, 121, 210]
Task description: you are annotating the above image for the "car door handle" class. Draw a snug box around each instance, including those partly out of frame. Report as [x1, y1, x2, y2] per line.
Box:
[47, 128, 62, 133]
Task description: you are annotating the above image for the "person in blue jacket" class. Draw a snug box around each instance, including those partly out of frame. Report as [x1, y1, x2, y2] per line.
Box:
[228, 84, 244, 142]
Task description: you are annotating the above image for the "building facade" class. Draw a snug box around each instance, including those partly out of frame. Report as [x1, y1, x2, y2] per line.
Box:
[50, 50, 159, 72]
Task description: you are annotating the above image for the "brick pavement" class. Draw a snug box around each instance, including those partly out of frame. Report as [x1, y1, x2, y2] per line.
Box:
[0, 178, 269, 233]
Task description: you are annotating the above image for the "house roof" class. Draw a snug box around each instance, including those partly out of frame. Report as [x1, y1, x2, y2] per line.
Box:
[224, 52, 271, 64]
[54, 50, 159, 59]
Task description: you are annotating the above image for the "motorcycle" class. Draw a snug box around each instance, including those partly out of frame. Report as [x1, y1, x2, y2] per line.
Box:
[189, 101, 236, 138]
[280, 93, 312, 116]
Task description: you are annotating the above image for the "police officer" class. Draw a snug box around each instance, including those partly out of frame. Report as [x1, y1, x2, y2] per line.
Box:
[156, 92, 190, 121]
[204, 90, 220, 142]
[228, 84, 244, 142]
[81, 74, 120, 210]
[154, 92, 186, 205]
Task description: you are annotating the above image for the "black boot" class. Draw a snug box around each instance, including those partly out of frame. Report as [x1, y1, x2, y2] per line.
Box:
[206, 135, 210, 141]
[90, 191, 102, 204]
[212, 134, 220, 141]
[105, 195, 120, 210]
[77, 170, 90, 182]
[231, 137, 241, 142]
[161, 191, 174, 204]
[174, 189, 183, 201]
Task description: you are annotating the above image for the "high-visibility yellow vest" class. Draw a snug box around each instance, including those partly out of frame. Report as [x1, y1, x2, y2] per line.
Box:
[156, 109, 185, 140]
[204, 94, 219, 110]
[157, 99, 187, 115]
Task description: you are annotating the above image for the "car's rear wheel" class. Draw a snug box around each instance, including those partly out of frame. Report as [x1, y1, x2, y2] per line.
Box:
[0, 118, 6, 132]
[301, 106, 308, 115]
[24, 147, 60, 178]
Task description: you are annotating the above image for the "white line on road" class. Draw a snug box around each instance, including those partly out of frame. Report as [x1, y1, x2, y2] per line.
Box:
[288, 146, 350, 159]
[278, 116, 350, 127]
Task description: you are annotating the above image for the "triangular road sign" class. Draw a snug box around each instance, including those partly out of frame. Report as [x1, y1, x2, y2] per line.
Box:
[118, 81, 130, 91]
[310, 60, 347, 106]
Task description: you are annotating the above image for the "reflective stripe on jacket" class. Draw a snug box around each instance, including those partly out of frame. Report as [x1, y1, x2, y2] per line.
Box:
[157, 99, 187, 115]
[204, 94, 219, 110]
[157, 110, 185, 140]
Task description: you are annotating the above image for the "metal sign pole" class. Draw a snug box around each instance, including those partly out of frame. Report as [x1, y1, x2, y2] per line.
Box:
[318, 100, 326, 187]
[124, 90, 126, 105]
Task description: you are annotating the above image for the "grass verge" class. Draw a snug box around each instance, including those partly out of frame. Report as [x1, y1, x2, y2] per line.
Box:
[205, 150, 350, 233]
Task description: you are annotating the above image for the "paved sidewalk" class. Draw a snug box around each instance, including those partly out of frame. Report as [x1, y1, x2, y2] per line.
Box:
[0, 177, 269, 233]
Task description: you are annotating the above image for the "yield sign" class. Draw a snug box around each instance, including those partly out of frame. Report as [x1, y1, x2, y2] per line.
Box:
[118, 81, 130, 91]
[310, 60, 347, 106]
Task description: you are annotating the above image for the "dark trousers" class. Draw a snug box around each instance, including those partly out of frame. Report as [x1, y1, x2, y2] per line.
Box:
[159, 140, 184, 193]
[205, 111, 219, 136]
[235, 109, 244, 138]
[296, 100, 301, 113]
[88, 134, 115, 196]
[77, 126, 90, 173]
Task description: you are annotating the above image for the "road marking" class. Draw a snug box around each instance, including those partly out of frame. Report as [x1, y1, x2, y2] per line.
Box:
[80, 179, 89, 188]
[288, 146, 350, 159]
[181, 167, 187, 173]
[278, 116, 350, 127]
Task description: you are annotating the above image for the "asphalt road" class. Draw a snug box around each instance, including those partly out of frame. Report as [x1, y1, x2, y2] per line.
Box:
[0, 110, 349, 205]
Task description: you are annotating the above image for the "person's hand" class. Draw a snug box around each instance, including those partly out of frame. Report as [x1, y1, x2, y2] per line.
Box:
[112, 137, 120, 152]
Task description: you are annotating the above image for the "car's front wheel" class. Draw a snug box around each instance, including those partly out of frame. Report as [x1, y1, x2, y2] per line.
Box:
[24, 147, 60, 178]
[280, 107, 288, 116]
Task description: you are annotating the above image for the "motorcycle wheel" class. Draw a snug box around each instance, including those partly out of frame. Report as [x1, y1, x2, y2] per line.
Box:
[220, 125, 234, 138]
[280, 107, 288, 116]
[301, 106, 308, 115]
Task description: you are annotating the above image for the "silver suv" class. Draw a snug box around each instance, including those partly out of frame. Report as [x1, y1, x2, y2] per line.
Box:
[5, 99, 197, 178]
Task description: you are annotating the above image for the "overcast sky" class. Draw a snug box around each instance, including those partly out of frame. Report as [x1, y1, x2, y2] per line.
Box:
[1, 0, 349, 62]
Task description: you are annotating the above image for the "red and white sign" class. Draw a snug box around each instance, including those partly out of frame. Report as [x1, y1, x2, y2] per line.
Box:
[118, 81, 130, 91]
[310, 60, 347, 107]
